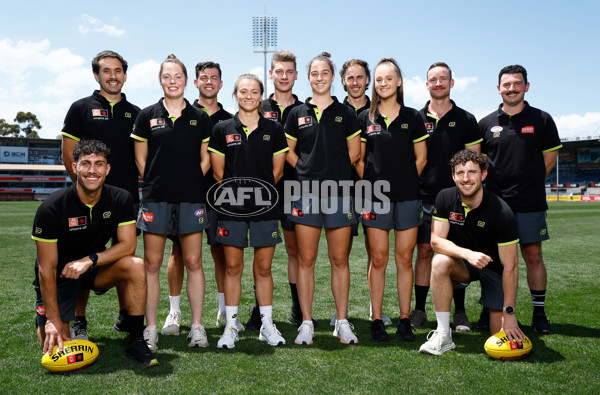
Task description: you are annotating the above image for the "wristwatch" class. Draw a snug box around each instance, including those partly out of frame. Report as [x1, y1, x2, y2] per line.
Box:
[89, 253, 99, 268]
[503, 306, 515, 315]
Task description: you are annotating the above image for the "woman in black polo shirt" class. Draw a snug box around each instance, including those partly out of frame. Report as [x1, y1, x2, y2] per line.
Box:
[131, 54, 212, 350]
[355, 58, 428, 342]
[208, 73, 288, 349]
[285, 52, 361, 345]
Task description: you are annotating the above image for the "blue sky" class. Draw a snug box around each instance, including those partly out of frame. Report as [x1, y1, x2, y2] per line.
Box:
[1, 0, 598, 140]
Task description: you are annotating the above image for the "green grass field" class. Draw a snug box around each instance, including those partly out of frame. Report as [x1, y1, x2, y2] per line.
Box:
[1, 201, 599, 394]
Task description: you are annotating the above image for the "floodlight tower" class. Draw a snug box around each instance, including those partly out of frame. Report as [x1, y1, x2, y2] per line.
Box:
[252, 16, 278, 100]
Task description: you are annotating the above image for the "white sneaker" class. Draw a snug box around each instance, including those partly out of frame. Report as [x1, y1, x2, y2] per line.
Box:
[188, 324, 208, 348]
[329, 309, 350, 327]
[143, 326, 159, 351]
[217, 325, 239, 349]
[295, 321, 314, 345]
[259, 322, 286, 346]
[161, 311, 181, 335]
[216, 311, 246, 331]
[334, 319, 358, 344]
[419, 329, 456, 356]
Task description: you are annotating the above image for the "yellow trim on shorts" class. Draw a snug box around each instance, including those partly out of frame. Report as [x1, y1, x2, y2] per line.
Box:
[498, 239, 519, 246]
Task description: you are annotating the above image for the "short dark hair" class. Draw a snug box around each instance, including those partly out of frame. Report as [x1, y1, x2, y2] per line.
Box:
[73, 140, 111, 163]
[271, 50, 297, 70]
[195, 61, 222, 79]
[499, 65, 527, 85]
[450, 149, 487, 173]
[340, 59, 370, 92]
[92, 50, 128, 74]
[427, 62, 452, 80]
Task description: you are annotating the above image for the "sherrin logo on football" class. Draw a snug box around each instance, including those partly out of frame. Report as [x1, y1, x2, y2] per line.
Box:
[41, 339, 99, 372]
[484, 331, 532, 360]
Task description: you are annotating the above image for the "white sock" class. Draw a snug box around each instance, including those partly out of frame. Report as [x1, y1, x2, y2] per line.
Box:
[225, 305, 238, 328]
[217, 293, 225, 313]
[369, 298, 373, 317]
[169, 295, 181, 314]
[259, 305, 272, 327]
[435, 311, 451, 333]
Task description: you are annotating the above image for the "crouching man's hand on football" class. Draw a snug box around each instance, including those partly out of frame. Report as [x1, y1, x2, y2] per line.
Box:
[502, 315, 525, 345]
[43, 319, 70, 355]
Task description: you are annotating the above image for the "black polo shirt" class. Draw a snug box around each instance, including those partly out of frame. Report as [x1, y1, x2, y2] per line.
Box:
[32, 184, 135, 284]
[433, 187, 519, 275]
[208, 114, 289, 221]
[193, 100, 233, 191]
[131, 98, 213, 203]
[479, 102, 562, 213]
[62, 90, 140, 203]
[343, 96, 371, 116]
[419, 100, 482, 204]
[285, 96, 360, 182]
[262, 94, 303, 126]
[358, 106, 429, 202]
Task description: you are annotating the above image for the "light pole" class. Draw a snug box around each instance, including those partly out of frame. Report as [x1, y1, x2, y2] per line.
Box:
[252, 16, 278, 100]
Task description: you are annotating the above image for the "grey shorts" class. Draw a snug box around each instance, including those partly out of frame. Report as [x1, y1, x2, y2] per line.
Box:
[455, 261, 503, 311]
[515, 211, 549, 244]
[216, 220, 282, 248]
[137, 202, 209, 235]
[280, 207, 296, 231]
[289, 195, 356, 229]
[417, 202, 434, 244]
[360, 200, 423, 231]
[34, 265, 101, 326]
[167, 207, 220, 245]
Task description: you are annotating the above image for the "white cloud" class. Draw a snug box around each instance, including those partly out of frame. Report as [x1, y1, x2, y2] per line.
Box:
[78, 14, 125, 37]
[127, 60, 161, 89]
[40, 67, 95, 100]
[452, 76, 478, 93]
[403, 76, 429, 106]
[556, 112, 600, 140]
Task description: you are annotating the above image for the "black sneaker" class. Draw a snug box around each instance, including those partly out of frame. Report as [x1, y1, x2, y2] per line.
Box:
[245, 305, 261, 331]
[371, 319, 389, 342]
[113, 311, 127, 333]
[70, 319, 89, 340]
[476, 306, 490, 331]
[532, 313, 554, 335]
[124, 337, 159, 368]
[396, 318, 415, 342]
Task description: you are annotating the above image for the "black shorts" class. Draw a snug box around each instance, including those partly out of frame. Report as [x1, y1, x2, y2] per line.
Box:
[216, 220, 282, 248]
[417, 202, 434, 244]
[34, 264, 102, 326]
[454, 261, 504, 311]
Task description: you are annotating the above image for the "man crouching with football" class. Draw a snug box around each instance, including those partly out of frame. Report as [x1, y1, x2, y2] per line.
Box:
[419, 149, 525, 355]
[32, 139, 157, 367]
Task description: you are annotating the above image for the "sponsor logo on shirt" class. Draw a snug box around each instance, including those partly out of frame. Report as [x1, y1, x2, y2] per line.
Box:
[91, 109, 108, 120]
[190, 120, 197, 126]
[298, 116, 312, 127]
[401, 123, 409, 129]
[449, 122, 456, 127]
[367, 125, 381, 134]
[263, 135, 271, 141]
[125, 112, 132, 118]
[194, 209, 204, 217]
[226, 134, 242, 144]
[142, 212, 154, 222]
[449, 211, 465, 225]
[477, 221, 485, 228]
[425, 123, 434, 134]
[521, 126, 534, 134]
[103, 211, 111, 219]
[150, 118, 165, 129]
[68, 217, 87, 227]
[335, 116, 343, 123]
[264, 111, 278, 119]
[292, 207, 304, 217]
[491, 125, 503, 138]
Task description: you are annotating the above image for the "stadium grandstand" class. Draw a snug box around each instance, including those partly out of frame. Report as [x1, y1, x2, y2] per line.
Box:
[1, 135, 599, 201]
